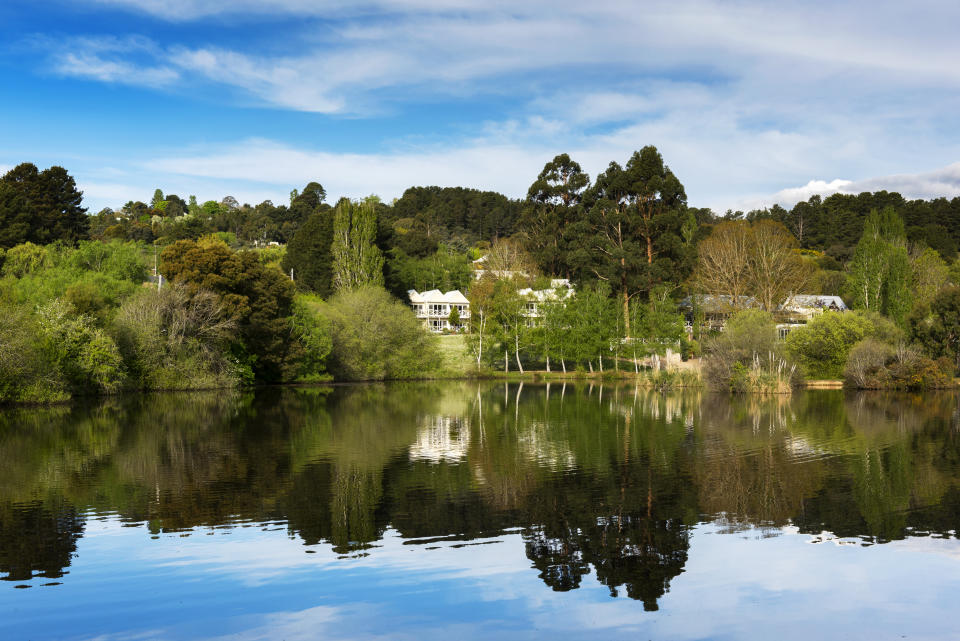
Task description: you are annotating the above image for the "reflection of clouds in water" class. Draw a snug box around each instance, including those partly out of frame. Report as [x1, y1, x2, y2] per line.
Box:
[408, 416, 471, 463]
[24, 517, 960, 641]
[115, 518, 526, 587]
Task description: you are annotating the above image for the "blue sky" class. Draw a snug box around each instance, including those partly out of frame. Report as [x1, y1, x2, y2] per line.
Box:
[2, 0, 960, 213]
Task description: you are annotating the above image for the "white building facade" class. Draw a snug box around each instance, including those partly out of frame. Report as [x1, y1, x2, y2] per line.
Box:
[408, 289, 471, 333]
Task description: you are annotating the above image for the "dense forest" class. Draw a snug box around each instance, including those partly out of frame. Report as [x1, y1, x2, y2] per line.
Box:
[3, 148, 960, 401]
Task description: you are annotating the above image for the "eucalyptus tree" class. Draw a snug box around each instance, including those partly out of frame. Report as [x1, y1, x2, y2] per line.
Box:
[520, 154, 590, 277]
[569, 146, 688, 336]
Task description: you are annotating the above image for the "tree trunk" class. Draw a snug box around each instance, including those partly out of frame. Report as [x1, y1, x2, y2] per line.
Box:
[561, 357, 567, 373]
[515, 335, 524, 374]
[504, 349, 508, 374]
[589, 361, 594, 373]
[546, 355, 550, 373]
[476, 320, 483, 366]
[623, 287, 631, 339]
[599, 354, 604, 373]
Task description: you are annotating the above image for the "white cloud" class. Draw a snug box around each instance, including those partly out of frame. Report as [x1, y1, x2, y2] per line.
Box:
[29, 2, 960, 211]
[54, 2, 960, 113]
[752, 163, 960, 210]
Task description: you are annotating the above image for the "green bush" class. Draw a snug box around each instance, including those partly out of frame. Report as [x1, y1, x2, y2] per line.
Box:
[2, 242, 48, 277]
[290, 296, 333, 382]
[785, 311, 902, 379]
[321, 286, 440, 381]
[35, 299, 126, 395]
[112, 284, 240, 390]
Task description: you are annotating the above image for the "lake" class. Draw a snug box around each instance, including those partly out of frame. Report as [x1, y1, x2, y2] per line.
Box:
[2, 382, 959, 640]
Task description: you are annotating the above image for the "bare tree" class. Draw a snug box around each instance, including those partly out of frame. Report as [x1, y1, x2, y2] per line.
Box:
[695, 220, 810, 312]
[749, 220, 811, 312]
[694, 221, 754, 310]
[483, 238, 536, 280]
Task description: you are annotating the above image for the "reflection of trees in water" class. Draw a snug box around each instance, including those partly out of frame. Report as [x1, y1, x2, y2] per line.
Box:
[4, 383, 960, 593]
[0, 501, 83, 582]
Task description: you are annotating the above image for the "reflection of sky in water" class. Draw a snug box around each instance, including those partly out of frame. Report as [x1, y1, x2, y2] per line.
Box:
[4, 516, 960, 641]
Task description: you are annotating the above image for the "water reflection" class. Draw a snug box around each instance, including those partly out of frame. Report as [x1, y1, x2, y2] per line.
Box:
[1, 383, 960, 612]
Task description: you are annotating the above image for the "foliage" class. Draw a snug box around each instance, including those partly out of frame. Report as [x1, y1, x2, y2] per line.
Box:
[1, 242, 49, 277]
[331, 200, 385, 292]
[569, 146, 690, 335]
[0, 306, 65, 403]
[112, 283, 240, 390]
[519, 153, 590, 277]
[844, 340, 952, 389]
[160, 236, 298, 382]
[703, 310, 800, 392]
[910, 285, 960, 373]
[383, 185, 520, 248]
[0, 163, 88, 248]
[320, 286, 440, 381]
[35, 300, 125, 394]
[0, 240, 147, 315]
[283, 208, 334, 297]
[847, 208, 910, 325]
[785, 311, 900, 379]
[385, 244, 472, 298]
[290, 296, 333, 382]
[910, 247, 949, 310]
[695, 219, 810, 311]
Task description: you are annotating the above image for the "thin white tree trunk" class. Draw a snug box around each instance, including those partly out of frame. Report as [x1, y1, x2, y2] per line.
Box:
[515, 334, 524, 374]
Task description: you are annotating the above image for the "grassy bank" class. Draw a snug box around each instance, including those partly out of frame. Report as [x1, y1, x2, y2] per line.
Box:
[433, 334, 701, 388]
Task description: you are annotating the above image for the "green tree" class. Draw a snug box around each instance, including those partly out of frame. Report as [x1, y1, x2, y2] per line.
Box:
[570, 147, 688, 336]
[910, 286, 960, 373]
[160, 236, 298, 382]
[332, 200, 385, 292]
[785, 311, 900, 379]
[320, 286, 440, 380]
[282, 210, 335, 297]
[520, 154, 590, 277]
[847, 208, 910, 324]
[911, 247, 949, 310]
[0, 163, 88, 248]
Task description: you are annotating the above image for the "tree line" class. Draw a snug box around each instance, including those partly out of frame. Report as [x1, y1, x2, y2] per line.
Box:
[5, 151, 960, 394]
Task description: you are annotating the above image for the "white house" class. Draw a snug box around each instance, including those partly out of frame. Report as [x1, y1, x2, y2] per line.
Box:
[517, 280, 574, 325]
[408, 289, 471, 333]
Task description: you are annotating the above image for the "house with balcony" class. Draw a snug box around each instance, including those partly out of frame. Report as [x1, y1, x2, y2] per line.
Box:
[408, 289, 471, 333]
[517, 280, 574, 326]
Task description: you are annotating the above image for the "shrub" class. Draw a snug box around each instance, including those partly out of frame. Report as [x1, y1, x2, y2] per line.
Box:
[844, 340, 952, 389]
[785, 311, 901, 379]
[35, 299, 126, 395]
[2, 242, 48, 277]
[290, 296, 333, 382]
[844, 339, 895, 388]
[321, 286, 440, 381]
[703, 310, 800, 393]
[112, 283, 239, 390]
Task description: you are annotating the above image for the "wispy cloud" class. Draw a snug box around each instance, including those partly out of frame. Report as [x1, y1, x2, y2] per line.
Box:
[21, 1, 960, 212]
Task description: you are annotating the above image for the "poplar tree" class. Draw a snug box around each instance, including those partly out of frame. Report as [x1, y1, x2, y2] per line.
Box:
[847, 207, 910, 324]
[331, 199, 385, 292]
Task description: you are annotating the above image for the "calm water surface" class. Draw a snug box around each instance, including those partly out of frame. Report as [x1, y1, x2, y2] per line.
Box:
[2, 383, 960, 640]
